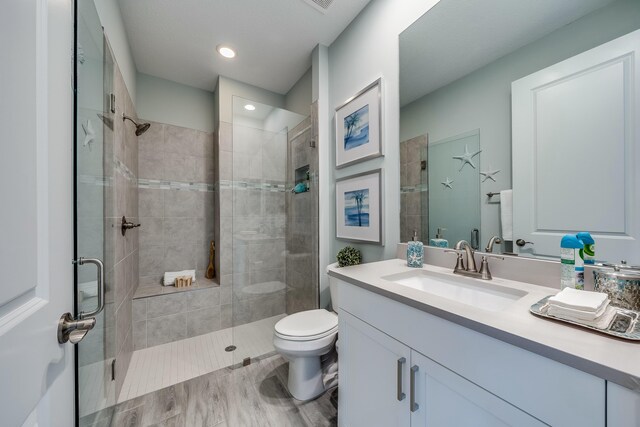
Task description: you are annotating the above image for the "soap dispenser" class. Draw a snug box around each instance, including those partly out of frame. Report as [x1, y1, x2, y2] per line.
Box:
[430, 227, 449, 248]
[407, 230, 424, 268]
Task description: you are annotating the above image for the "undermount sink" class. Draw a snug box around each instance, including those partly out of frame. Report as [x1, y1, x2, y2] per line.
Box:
[382, 270, 527, 312]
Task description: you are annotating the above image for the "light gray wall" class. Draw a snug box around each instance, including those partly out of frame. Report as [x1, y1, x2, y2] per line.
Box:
[94, 0, 137, 105]
[285, 67, 312, 116]
[321, 0, 439, 301]
[217, 76, 286, 124]
[399, 0, 640, 245]
[136, 72, 216, 132]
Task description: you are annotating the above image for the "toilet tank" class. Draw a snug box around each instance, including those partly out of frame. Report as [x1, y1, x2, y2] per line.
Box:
[327, 263, 340, 312]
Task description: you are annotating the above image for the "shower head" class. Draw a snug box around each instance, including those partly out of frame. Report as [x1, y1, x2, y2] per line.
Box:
[123, 114, 151, 136]
[134, 122, 151, 136]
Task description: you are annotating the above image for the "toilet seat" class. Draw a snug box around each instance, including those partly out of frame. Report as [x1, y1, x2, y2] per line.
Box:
[275, 309, 338, 341]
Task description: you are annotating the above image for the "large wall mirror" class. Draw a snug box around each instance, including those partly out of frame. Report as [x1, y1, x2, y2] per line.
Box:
[399, 0, 640, 263]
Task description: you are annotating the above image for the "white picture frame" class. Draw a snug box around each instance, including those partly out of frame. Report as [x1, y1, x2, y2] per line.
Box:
[336, 169, 383, 245]
[335, 78, 383, 168]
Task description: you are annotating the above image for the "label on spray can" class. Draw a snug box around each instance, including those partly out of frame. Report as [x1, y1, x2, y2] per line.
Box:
[581, 243, 595, 265]
[560, 247, 575, 289]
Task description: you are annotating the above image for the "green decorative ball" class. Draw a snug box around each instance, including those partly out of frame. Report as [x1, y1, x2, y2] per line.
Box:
[336, 246, 362, 267]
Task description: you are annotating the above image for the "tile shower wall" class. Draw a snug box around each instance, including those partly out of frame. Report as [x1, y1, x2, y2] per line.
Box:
[400, 135, 428, 243]
[230, 123, 287, 325]
[215, 122, 232, 291]
[131, 286, 224, 349]
[134, 121, 227, 349]
[285, 106, 319, 313]
[76, 62, 139, 400]
[137, 121, 216, 286]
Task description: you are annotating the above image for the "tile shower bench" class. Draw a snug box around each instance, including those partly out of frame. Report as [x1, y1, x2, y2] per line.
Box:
[131, 277, 231, 350]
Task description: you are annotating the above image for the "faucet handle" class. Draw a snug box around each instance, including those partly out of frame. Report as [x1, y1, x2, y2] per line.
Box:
[444, 249, 463, 255]
[444, 249, 465, 272]
[478, 254, 504, 280]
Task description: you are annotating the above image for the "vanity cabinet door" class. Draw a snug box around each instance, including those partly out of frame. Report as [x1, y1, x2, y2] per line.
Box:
[607, 382, 640, 426]
[410, 350, 544, 427]
[339, 310, 411, 427]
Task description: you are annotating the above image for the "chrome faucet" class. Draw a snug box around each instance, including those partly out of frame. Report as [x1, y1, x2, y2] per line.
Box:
[485, 236, 502, 253]
[455, 240, 477, 272]
[445, 239, 504, 280]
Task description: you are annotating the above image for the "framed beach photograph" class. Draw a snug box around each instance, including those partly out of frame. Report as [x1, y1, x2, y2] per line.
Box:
[336, 169, 383, 244]
[335, 78, 382, 168]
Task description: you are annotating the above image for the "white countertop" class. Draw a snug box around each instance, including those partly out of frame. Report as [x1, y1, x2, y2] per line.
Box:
[328, 259, 640, 391]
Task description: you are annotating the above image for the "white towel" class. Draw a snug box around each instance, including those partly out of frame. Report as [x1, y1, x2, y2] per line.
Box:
[548, 304, 617, 329]
[500, 189, 513, 241]
[163, 270, 196, 286]
[548, 288, 609, 312]
[548, 299, 610, 321]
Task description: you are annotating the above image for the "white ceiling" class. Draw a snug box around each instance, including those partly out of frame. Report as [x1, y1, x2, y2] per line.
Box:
[118, 0, 370, 94]
[399, 0, 616, 106]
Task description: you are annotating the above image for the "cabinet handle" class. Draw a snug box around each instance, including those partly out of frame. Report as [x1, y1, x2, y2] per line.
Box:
[410, 365, 419, 412]
[397, 357, 406, 401]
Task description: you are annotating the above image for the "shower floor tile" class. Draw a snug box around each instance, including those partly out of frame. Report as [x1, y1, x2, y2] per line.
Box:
[117, 314, 286, 403]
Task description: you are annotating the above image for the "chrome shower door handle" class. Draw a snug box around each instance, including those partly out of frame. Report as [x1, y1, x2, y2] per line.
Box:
[58, 257, 105, 344]
[77, 257, 105, 319]
[397, 357, 406, 401]
[410, 365, 419, 412]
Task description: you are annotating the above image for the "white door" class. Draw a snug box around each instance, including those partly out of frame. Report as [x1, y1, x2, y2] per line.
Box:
[338, 310, 411, 427]
[410, 350, 544, 427]
[512, 29, 640, 262]
[0, 1, 75, 426]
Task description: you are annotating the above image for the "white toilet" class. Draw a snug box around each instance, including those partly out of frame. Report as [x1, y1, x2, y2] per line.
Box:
[273, 267, 340, 401]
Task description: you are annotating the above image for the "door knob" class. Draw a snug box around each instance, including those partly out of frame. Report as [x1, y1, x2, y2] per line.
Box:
[58, 312, 96, 344]
[516, 239, 534, 247]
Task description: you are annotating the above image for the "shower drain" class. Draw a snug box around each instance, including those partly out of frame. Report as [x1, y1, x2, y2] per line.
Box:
[225, 345, 236, 352]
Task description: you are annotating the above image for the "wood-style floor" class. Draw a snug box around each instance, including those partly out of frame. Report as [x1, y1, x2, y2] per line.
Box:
[80, 354, 338, 427]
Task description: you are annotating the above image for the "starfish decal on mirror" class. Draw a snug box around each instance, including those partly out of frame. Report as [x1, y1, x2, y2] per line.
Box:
[480, 167, 501, 182]
[452, 144, 481, 171]
[82, 119, 95, 148]
[441, 177, 454, 189]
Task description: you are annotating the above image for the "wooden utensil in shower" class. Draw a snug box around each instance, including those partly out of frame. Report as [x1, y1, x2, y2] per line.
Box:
[205, 240, 216, 279]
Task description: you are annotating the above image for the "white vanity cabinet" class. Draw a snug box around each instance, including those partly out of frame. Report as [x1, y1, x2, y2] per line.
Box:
[339, 311, 411, 426]
[340, 310, 543, 427]
[336, 277, 608, 427]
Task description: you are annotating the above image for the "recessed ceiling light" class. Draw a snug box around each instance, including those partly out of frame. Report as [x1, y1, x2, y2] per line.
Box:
[244, 104, 256, 111]
[217, 45, 236, 59]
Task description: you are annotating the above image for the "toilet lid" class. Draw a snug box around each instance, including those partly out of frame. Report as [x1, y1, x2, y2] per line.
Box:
[275, 309, 338, 338]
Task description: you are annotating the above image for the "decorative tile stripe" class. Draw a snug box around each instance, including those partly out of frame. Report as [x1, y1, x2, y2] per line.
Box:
[219, 180, 287, 192]
[401, 184, 428, 194]
[77, 174, 112, 187]
[138, 178, 216, 193]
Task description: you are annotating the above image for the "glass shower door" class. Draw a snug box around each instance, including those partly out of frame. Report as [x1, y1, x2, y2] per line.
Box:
[230, 97, 306, 367]
[76, 1, 116, 424]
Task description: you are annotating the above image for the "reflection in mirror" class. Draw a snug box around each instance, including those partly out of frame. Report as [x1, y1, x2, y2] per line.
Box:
[399, 0, 640, 262]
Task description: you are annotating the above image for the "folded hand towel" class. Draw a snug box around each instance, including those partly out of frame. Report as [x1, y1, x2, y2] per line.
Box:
[548, 299, 609, 321]
[500, 190, 513, 241]
[548, 304, 617, 329]
[163, 270, 196, 286]
[548, 288, 608, 312]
